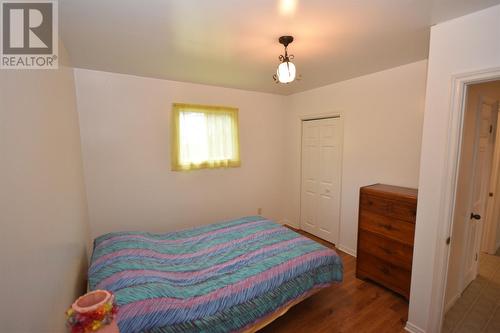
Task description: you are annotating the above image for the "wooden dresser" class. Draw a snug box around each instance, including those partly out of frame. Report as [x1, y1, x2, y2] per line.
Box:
[356, 184, 418, 300]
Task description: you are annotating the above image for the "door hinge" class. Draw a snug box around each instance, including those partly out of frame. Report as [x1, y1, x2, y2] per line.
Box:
[446, 237, 451, 245]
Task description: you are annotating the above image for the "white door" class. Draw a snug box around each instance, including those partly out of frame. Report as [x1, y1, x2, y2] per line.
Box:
[481, 102, 500, 254]
[300, 117, 342, 244]
[463, 98, 496, 287]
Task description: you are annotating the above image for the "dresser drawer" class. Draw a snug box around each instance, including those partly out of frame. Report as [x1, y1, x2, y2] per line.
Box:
[356, 251, 411, 299]
[359, 210, 415, 245]
[360, 193, 417, 223]
[358, 230, 413, 270]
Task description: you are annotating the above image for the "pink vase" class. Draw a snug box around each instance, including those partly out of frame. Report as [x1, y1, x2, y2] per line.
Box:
[71, 290, 119, 333]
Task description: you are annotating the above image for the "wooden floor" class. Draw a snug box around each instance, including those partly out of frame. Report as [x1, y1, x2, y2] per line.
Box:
[259, 228, 409, 333]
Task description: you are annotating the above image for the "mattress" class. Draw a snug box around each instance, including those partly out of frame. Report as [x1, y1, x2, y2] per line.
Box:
[88, 216, 343, 333]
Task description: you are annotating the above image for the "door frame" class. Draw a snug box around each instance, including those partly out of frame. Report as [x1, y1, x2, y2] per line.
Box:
[426, 67, 500, 333]
[298, 112, 344, 246]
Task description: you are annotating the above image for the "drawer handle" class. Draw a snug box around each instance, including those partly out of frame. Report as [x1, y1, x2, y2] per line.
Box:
[381, 247, 393, 256]
[379, 223, 393, 231]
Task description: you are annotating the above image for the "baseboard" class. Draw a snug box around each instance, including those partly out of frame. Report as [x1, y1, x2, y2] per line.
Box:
[280, 226, 356, 257]
[284, 224, 299, 231]
[279, 219, 299, 229]
[444, 293, 461, 313]
[405, 321, 425, 333]
[337, 244, 356, 257]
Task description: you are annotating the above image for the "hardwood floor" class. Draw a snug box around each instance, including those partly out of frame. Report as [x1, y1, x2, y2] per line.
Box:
[259, 228, 409, 333]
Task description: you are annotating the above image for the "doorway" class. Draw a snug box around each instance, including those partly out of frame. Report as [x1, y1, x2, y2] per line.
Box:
[300, 116, 342, 244]
[442, 80, 500, 333]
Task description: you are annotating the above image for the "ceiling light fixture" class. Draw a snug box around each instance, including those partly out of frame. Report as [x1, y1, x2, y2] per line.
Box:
[279, 0, 297, 16]
[273, 35, 297, 84]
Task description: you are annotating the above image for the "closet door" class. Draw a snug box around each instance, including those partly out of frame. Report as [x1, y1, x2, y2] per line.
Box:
[300, 117, 342, 244]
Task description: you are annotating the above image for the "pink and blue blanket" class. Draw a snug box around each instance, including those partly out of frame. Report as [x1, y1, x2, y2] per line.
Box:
[88, 216, 343, 333]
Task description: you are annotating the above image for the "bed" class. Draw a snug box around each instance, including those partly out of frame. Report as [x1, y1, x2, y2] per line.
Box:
[88, 216, 343, 333]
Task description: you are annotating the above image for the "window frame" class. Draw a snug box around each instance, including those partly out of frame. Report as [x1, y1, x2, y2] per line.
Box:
[171, 103, 241, 171]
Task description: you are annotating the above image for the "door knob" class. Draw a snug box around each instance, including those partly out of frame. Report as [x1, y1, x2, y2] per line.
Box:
[470, 213, 481, 220]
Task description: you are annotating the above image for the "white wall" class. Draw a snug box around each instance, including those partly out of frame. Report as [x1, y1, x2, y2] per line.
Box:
[0, 44, 90, 333]
[409, 5, 500, 333]
[283, 60, 427, 255]
[75, 69, 287, 239]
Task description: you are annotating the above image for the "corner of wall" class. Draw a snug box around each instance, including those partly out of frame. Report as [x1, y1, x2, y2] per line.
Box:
[60, 40, 93, 254]
[336, 244, 357, 257]
[405, 321, 426, 333]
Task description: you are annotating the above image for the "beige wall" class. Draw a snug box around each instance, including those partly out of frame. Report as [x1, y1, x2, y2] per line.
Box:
[444, 81, 500, 310]
[74, 69, 287, 239]
[409, 5, 500, 332]
[283, 60, 427, 255]
[75, 61, 427, 251]
[0, 44, 90, 333]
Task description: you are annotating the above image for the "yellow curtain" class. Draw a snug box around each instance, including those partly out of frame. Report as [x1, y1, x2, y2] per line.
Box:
[171, 103, 241, 171]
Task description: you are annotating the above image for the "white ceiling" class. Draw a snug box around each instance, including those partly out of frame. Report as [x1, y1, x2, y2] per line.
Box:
[60, 0, 500, 95]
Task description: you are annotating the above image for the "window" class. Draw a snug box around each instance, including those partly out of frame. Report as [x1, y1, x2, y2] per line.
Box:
[171, 103, 241, 171]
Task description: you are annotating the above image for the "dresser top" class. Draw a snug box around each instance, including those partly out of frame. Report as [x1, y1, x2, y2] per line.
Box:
[361, 183, 418, 201]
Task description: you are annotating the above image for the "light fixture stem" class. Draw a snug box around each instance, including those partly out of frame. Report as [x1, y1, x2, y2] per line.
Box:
[275, 35, 297, 84]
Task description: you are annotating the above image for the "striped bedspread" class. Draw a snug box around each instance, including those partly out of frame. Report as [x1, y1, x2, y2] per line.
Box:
[88, 216, 343, 333]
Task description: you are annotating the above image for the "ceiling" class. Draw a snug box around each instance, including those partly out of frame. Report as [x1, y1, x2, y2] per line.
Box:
[60, 0, 500, 95]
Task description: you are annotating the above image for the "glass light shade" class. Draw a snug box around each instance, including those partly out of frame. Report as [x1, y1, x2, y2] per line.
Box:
[276, 61, 296, 83]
